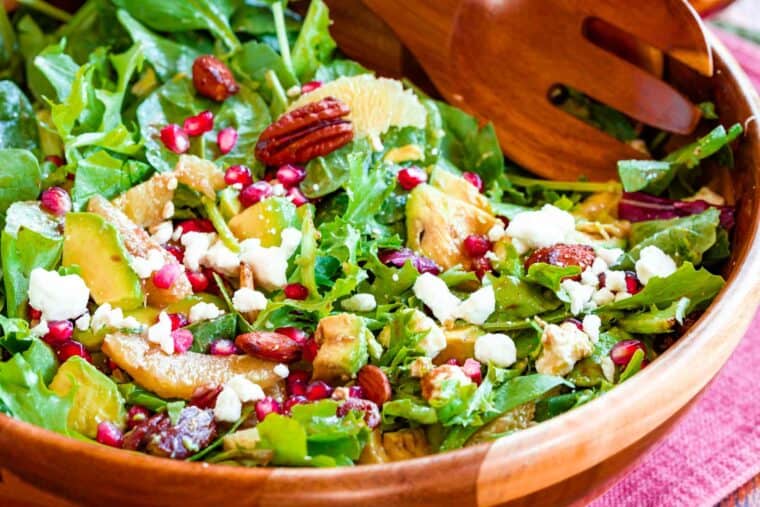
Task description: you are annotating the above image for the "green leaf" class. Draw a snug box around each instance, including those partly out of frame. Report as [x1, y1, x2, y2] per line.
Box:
[617, 160, 675, 194]
[118, 383, 169, 411]
[619, 349, 645, 382]
[186, 313, 237, 353]
[33, 41, 79, 102]
[313, 59, 371, 83]
[302, 139, 371, 198]
[0, 81, 39, 153]
[232, 40, 298, 91]
[231, 2, 301, 36]
[256, 413, 310, 465]
[487, 273, 562, 321]
[618, 300, 686, 334]
[291, 0, 336, 82]
[71, 151, 152, 210]
[0, 149, 41, 223]
[665, 124, 743, 168]
[524, 263, 581, 291]
[382, 398, 438, 425]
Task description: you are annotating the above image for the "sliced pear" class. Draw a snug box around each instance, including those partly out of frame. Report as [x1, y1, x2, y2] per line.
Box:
[102, 333, 283, 399]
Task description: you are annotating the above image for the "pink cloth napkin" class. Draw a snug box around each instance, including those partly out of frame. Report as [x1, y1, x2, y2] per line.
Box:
[593, 29, 760, 507]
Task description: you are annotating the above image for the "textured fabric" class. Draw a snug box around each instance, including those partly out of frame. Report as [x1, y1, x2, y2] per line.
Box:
[592, 30, 760, 507]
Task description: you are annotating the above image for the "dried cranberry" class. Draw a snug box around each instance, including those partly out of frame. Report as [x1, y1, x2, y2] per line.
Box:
[463, 235, 491, 258]
[462, 358, 483, 385]
[44, 155, 64, 167]
[239, 181, 273, 208]
[302, 338, 319, 363]
[276, 164, 306, 188]
[283, 395, 308, 414]
[305, 380, 333, 401]
[217, 127, 238, 154]
[172, 329, 194, 354]
[610, 339, 646, 367]
[56, 341, 91, 363]
[126, 406, 151, 430]
[160, 124, 190, 154]
[186, 270, 209, 293]
[40, 186, 71, 216]
[96, 421, 124, 448]
[189, 385, 223, 410]
[224, 165, 253, 187]
[152, 263, 182, 289]
[43, 320, 74, 346]
[209, 339, 238, 356]
[283, 283, 309, 300]
[255, 397, 282, 421]
[337, 398, 381, 429]
[183, 110, 214, 136]
[397, 167, 427, 190]
[275, 326, 309, 345]
[286, 186, 309, 207]
[301, 81, 322, 94]
[463, 171, 483, 192]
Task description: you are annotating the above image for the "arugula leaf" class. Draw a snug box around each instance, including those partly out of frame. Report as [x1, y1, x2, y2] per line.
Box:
[33, 41, 79, 102]
[186, 313, 237, 353]
[487, 273, 562, 321]
[0, 81, 39, 153]
[291, 0, 336, 82]
[524, 263, 581, 291]
[0, 149, 41, 224]
[382, 398, 438, 425]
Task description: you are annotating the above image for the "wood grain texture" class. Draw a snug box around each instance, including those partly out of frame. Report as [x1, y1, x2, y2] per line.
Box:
[0, 19, 759, 507]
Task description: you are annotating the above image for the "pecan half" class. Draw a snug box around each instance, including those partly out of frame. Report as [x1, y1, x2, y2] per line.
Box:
[255, 97, 353, 166]
[192, 55, 239, 102]
[524, 243, 596, 272]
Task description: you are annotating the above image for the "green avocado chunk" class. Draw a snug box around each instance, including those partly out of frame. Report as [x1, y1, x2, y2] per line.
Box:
[62, 212, 143, 310]
[228, 197, 300, 246]
[312, 313, 371, 382]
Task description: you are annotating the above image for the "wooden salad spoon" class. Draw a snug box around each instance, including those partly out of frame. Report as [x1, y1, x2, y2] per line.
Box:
[325, 0, 714, 181]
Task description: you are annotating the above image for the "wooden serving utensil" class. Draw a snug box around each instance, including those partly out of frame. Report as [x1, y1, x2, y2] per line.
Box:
[326, 0, 714, 181]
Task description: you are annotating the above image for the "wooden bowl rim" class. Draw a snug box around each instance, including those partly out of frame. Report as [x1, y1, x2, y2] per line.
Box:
[1, 31, 759, 506]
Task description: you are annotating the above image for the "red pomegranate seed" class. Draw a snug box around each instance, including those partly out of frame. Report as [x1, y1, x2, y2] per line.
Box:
[167, 313, 189, 331]
[255, 397, 282, 421]
[126, 405, 151, 430]
[610, 339, 646, 366]
[152, 263, 182, 289]
[463, 171, 483, 192]
[189, 385, 223, 409]
[463, 234, 491, 258]
[286, 370, 310, 397]
[28, 307, 42, 320]
[472, 256, 493, 279]
[56, 341, 92, 363]
[286, 186, 309, 207]
[306, 380, 333, 401]
[44, 155, 64, 167]
[565, 318, 584, 330]
[445, 358, 460, 366]
[43, 320, 74, 346]
[172, 329, 194, 354]
[183, 110, 214, 136]
[337, 398, 381, 428]
[217, 127, 238, 154]
[164, 244, 184, 263]
[186, 270, 209, 292]
[302, 338, 319, 363]
[625, 271, 642, 294]
[276, 164, 306, 188]
[275, 326, 309, 345]
[239, 181, 273, 208]
[160, 124, 190, 154]
[462, 358, 483, 385]
[209, 339, 238, 356]
[224, 165, 253, 186]
[283, 283, 309, 300]
[348, 386, 364, 399]
[283, 395, 308, 414]
[40, 186, 72, 216]
[301, 80, 322, 94]
[177, 218, 215, 235]
[96, 421, 124, 448]
[397, 166, 428, 190]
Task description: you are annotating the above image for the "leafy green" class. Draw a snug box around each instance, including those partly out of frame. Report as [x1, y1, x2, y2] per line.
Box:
[524, 263, 581, 292]
[233, 40, 298, 92]
[0, 81, 39, 153]
[618, 160, 674, 195]
[291, 0, 335, 82]
[186, 313, 237, 353]
[71, 151, 151, 210]
[118, 383, 169, 412]
[33, 41, 79, 102]
[487, 273, 562, 322]
[314, 59, 370, 83]
[0, 149, 41, 223]
[302, 139, 372, 199]
[382, 398, 438, 425]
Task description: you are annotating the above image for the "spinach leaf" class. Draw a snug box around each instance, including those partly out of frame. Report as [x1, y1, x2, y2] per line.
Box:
[291, 0, 336, 82]
[524, 263, 581, 291]
[618, 160, 674, 195]
[487, 273, 562, 321]
[118, 383, 169, 411]
[0, 149, 41, 223]
[314, 59, 371, 83]
[231, 1, 301, 36]
[71, 150, 152, 210]
[382, 398, 438, 425]
[618, 300, 686, 334]
[0, 81, 39, 153]
[232, 40, 298, 92]
[302, 138, 371, 198]
[33, 41, 79, 102]
[186, 313, 237, 353]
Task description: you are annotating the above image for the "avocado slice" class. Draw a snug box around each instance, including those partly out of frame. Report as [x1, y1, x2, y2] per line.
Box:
[434, 325, 482, 365]
[312, 313, 371, 382]
[219, 187, 242, 221]
[228, 197, 300, 247]
[406, 183, 497, 270]
[50, 356, 127, 438]
[429, 168, 491, 212]
[63, 212, 143, 310]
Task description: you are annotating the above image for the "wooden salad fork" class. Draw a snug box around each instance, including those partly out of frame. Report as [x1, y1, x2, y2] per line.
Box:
[326, 0, 714, 181]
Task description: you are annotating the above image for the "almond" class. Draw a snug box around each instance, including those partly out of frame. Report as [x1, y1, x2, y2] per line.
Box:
[357, 365, 392, 406]
[235, 331, 302, 363]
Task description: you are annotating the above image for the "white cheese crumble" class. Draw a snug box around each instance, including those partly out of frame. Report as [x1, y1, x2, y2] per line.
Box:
[487, 222, 506, 242]
[592, 288, 615, 306]
[453, 285, 495, 325]
[202, 239, 240, 277]
[273, 364, 290, 378]
[635, 246, 677, 285]
[535, 322, 594, 376]
[28, 268, 90, 321]
[232, 288, 267, 313]
[412, 273, 461, 323]
[189, 302, 224, 323]
[130, 249, 165, 279]
[505, 204, 576, 254]
[413, 311, 447, 359]
[580, 269, 600, 287]
[582, 314, 602, 343]
[75, 313, 91, 331]
[30, 320, 49, 337]
[341, 293, 377, 312]
[214, 387, 242, 423]
[147, 311, 174, 354]
[149, 221, 174, 245]
[162, 201, 175, 220]
[590, 257, 608, 275]
[181, 232, 215, 272]
[239, 228, 302, 291]
[596, 247, 624, 266]
[560, 279, 594, 316]
[474, 333, 517, 368]
[91, 303, 142, 332]
[226, 375, 265, 403]
[604, 270, 627, 293]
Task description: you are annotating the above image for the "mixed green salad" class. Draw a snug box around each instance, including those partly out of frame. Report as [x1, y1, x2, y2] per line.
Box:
[0, 0, 744, 466]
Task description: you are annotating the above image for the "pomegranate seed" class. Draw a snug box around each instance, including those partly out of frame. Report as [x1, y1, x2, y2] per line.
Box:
[348, 386, 364, 398]
[463, 234, 491, 258]
[45, 155, 65, 167]
[183, 110, 214, 136]
[276, 164, 306, 188]
[397, 166, 428, 190]
[445, 358, 460, 366]
[152, 263, 182, 289]
[301, 80, 322, 94]
[28, 307, 42, 320]
[126, 405, 151, 430]
[43, 320, 74, 346]
[107, 359, 120, 372]
[275, 327, 309, 345]
[209, 339, 238, 356]
[224, 165, 253, 187]
[40, 186, 72, 216]
[286, 369, 310, 396]
[462, 358, 483, 385]
[177, 218, 215, 235]
[305, 380, 333, 401]
[286, 186, 309, 207]
[283, 283, 309, 300]
[289, 369, 311, 384]
[302, 338, 319, 363]
[56, 341, 92, 363]
[186, 270, 209, 292]
[164, 244, 184, 263]
[217, 127, 238, 154]
[172, 329, 194, 354]
[239, 181, 273, 208]
[255, 397, 282, 421]
[625, 271, 642, 294]
[189, 385, 223, 409]
[565, 318, 584, 330]
[283, 395, 308, 414]
[167, 313, 189, 331]
[472, 256, 493, 279]
[337, 398, 381, 428]
[463, 171, 483, 192]
[610, 339, 646, 367]
[96, 421, 124, 448]
[159, 124, 190, 154]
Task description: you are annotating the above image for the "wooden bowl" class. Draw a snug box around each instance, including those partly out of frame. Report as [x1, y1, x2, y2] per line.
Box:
[0, 32, 758, 507]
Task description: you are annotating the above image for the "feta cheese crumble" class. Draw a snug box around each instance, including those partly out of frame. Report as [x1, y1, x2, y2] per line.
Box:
[453, 285, 495, 325]
[582, 314, 602, 342]
[341, 293, 377, 312]
[596, 247, 624, 266]
[91, 303, 142, 332]
[149, 221, 174, 245]
[202, 239, 240, 277]
[226, 375, 265, 403]
[635, 246, 677, 285]
[239, 227, 302, 291]
[232, 288, 267, 313]
[30, 320, 49, 337]
[413, 312, 447, 359]
[214, 387, 242, 423]
[604, 270, 627, 293]
[505, 204, 576, 254]
[535, 322, 593, 376]
[28, 268, 90, 321]
[75, 313, 91, 331]
[474, 333, 517, 368]
[412, 273, 461, 323]
[189, 302, 224, 323]
[130, 249, 165, 278]
[147, 311, 174, 354]
[560, 279, 595, 316]
[273, 364, 290, 378]
[181, 232, 215, 272]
